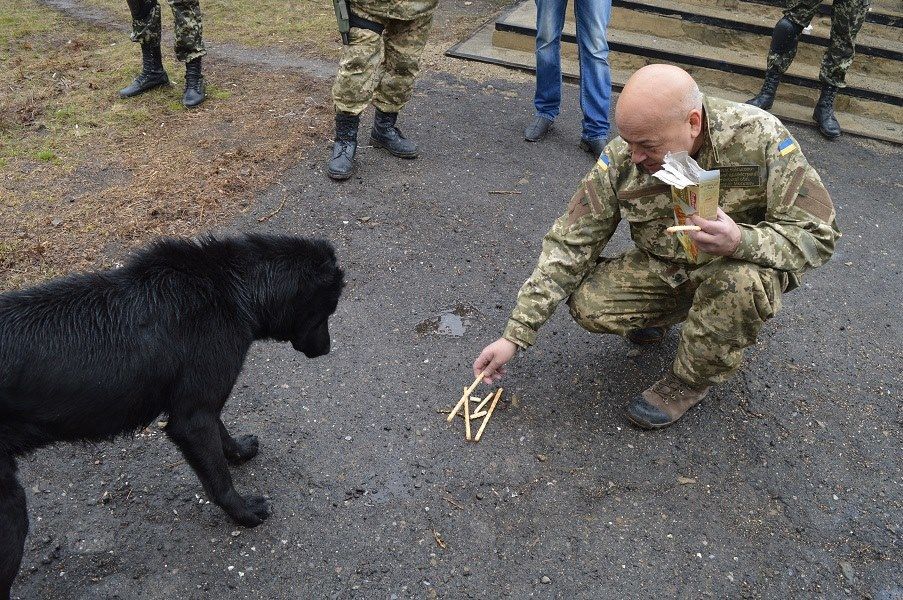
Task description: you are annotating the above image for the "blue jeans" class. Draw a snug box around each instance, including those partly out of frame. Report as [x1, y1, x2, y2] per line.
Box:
[533, 0, 612, 140]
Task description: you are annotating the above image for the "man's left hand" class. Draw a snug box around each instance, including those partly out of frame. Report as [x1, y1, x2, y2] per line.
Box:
[688, 207, 741, 256]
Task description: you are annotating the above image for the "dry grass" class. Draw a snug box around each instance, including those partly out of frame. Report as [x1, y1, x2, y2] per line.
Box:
[81, 0, 341, 56]
[0, 0, 332, 290]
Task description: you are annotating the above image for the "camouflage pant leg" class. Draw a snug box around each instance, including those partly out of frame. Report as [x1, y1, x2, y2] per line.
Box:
[567, 249, 693, 337]
[820, 0, 868, 87]
[372, 12, 434, 113]
[130, 0, 163, 46]
[672, 258, 784, 388]
[765, 0, 821, 74]
[167, 0, 206, 62]
[332, 25, 386, 115]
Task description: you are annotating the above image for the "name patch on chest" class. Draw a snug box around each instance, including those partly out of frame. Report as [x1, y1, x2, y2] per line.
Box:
[718, 165, 764, 188]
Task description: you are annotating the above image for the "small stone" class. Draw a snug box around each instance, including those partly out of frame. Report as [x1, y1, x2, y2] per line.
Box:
[230, 530, 241, 537]
[475, 492, 484, 500]
[839, 561, 855, 584]
[535, 454, 547, 462]
[541, 575, 551, 584]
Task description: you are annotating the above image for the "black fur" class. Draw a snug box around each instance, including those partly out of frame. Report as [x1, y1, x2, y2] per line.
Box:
[0, 234, 344, 599]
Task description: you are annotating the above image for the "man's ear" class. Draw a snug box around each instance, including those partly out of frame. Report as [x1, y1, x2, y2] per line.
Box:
[688, 108, 703, 138]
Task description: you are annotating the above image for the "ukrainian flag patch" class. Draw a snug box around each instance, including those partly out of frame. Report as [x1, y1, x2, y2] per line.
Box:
[596, 154, 610, 171]
[778, 137, 797, 156]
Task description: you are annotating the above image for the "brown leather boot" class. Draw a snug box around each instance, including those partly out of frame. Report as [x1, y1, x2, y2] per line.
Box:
[626, 372, 710, 430]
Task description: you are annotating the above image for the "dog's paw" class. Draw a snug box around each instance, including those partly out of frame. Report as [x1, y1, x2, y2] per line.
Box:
[227, 434, 259, 464]
[234, 495, 271, 527]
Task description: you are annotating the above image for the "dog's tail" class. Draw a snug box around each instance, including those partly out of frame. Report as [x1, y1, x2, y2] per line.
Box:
[0, 454, 27, 600]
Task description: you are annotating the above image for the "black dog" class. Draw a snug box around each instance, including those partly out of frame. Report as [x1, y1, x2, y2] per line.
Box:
[0, 234, 344, 599]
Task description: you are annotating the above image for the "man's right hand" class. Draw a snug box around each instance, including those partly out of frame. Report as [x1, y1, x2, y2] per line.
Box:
[473, 338, 518, 384]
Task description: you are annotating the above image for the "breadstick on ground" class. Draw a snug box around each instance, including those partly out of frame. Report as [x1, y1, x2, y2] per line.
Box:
[473, 392, 494, 413]
[666, 225, 702, 234]
[447, 372, 486, 422]
[474, 388, 503, 442]
[470, 411, 487, 419]
[463, 388, 472, 440]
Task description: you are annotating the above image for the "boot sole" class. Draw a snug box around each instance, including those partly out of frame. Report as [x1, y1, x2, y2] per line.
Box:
[370, 138, 418, 159]
[327, 169, 353, 181]
[625, 388, 710, 430]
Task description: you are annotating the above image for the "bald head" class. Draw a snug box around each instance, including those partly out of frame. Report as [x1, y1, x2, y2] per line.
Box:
[616, 65, 702, 132]
[614, 65, 705, 174]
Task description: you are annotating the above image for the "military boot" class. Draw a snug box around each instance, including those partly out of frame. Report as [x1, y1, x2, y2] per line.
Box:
[183, 57, 206, 108]
[746, 69, 782, 110]
[119, 43, 169, 98]
[627, 326, 669, 345]
[746, 17, 804, 110]
[626, 371, 710, 430]
[813, 84, 841, 139]
[327, 112, 359, 181]
[370, 108, 418, 158]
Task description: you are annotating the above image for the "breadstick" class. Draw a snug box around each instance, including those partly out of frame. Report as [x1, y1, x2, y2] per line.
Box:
[665, 225, 701, 234]
[463, 386, 472, 440]
[447, 372, 486, 422]
[473, 392, 494, 413]
[474, 388, 503, 442]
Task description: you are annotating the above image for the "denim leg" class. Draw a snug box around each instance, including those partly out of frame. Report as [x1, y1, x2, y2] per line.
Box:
[534, 0, 568, 121]
[575, 0, 612, 140]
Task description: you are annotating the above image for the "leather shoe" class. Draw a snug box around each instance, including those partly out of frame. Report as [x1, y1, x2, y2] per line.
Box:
[524, 116, 553, 142]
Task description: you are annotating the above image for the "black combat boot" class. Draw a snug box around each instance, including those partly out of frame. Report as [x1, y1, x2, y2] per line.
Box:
[370, 108, 418, 158]
[183, 57, 206, 108]
[813, 84, 841, 139]
[119, 43, 169, 98]
[327, 112, 359, 181]
[746, 17, 804, 110]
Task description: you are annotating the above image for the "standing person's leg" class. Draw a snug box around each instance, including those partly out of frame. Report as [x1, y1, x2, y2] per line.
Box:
[167, 0, 207, 107]
[746, 0, 820, 109]
[119, 0, 169, 97]
[525, 0, 567, 141]
[370, 12, 434, 159]
[813, 0, 869, 139]
[329, 23, 385, 180]
[574, 0, 612, 157]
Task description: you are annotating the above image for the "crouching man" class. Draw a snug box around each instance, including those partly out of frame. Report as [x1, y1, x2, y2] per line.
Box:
[473, 64, 840, 429]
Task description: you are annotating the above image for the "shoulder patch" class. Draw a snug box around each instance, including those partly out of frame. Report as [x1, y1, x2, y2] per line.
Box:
[596, 154, 610, 171]
[778, 138, 797, 157]
[566, 183, 592, 226]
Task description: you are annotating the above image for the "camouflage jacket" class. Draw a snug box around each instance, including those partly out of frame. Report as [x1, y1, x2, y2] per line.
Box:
[352, 0, 437, 20]
[504, 95, 841, 348]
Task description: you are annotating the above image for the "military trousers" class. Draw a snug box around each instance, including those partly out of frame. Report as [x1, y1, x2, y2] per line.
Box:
[129, 0, 206, 63]
[567, 248, 786, 388]
[768, 0, 868, 87]
[332, 6, 434, 115]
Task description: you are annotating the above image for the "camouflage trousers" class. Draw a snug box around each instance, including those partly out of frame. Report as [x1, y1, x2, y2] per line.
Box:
[567, 249, 786, 388]
[332, 6, 434, 115]
[768, 0, 868, 87]
[129, 0, 206, 63]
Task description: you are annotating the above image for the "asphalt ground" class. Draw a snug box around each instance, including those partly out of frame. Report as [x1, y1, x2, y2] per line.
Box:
[13, 61, 903, 600]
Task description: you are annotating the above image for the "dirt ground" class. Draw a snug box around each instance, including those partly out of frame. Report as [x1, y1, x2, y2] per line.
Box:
[4, 0, 902, 599]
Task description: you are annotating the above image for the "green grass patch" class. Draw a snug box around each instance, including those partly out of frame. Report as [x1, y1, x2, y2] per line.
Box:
[34, 149, 56, 161]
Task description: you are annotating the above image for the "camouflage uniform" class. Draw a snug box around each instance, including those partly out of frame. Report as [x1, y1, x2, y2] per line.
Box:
[332, 0, 438, 115]
[131, 0, 206, 63]
[768, 0, 868, 87]
[504, 96, 840, 388]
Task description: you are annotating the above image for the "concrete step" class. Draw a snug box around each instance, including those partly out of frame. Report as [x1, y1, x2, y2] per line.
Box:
[495, 1, 903, 107]
[446, 18, 903, 144]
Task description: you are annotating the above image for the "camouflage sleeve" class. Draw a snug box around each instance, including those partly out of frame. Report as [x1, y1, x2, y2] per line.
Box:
[503, 153, 621, 349]
[731, 133, 840, 272]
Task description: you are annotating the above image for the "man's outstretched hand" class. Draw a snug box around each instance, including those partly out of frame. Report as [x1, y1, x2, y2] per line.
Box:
[473, 338, 518, 384]
[688, 207, 742, 256]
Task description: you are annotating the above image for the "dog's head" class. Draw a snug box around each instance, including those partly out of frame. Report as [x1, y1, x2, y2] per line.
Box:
[289, 258, 344, 358]
[245, 235, 345, 358]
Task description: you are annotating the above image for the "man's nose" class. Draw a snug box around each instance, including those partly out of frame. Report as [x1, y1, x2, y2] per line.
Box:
[631, 148, 646, 164]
